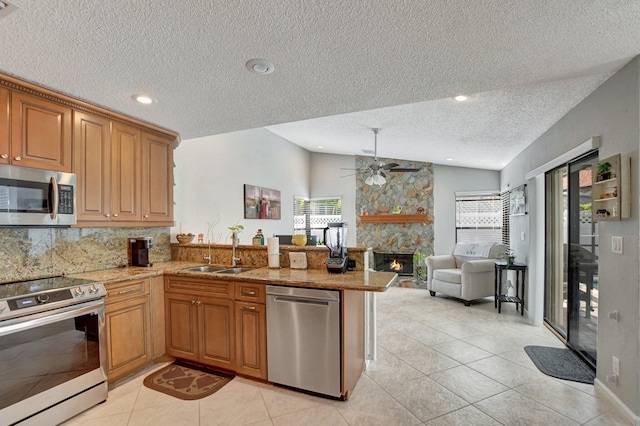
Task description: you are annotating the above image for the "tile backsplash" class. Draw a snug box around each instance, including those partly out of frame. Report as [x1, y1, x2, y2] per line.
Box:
[0, 227, 170, 283]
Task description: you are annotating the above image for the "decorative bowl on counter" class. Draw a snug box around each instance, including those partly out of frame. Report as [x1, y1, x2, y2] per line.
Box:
[176, 233, 195, 244]
[291, 234, 307, 246]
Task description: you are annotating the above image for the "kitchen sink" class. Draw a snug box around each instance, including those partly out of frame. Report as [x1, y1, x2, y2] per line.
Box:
[183, 265, 230, 273]
[217, 267, 254, 274]
[182, 266, 254, 274]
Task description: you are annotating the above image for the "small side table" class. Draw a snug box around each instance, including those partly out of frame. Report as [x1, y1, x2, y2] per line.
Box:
[494, 261, 527, 315]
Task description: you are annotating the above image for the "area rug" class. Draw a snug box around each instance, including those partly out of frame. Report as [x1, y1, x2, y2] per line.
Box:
[143, 361, 234, 400]
[524, 345, 595, 384]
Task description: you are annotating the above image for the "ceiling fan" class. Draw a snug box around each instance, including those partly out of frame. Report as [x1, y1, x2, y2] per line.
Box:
[341, 128, 421, 186]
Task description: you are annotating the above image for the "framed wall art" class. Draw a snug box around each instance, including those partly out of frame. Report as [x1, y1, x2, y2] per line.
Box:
[509, 184, 527, 216]
[244, 184, 281, 219]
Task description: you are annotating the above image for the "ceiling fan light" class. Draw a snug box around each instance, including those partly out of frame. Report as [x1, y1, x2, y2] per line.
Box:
[365, 175, 374, 185]
[373, 174, 386, 185]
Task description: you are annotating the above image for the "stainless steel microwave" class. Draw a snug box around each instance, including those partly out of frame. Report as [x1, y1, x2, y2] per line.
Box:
[0, 165, 76, 226]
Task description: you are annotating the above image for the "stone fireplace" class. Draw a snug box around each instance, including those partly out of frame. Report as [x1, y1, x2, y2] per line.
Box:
[355, 155, 435, 272]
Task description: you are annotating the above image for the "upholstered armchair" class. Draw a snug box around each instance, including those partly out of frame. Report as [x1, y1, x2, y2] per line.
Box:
[426, 242, 507, 306]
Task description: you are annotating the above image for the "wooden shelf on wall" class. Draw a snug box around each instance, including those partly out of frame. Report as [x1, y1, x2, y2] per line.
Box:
[359, 214, 426, 223]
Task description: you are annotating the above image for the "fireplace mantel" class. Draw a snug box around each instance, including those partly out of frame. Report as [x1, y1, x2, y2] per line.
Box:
[359, 214, 427, 224]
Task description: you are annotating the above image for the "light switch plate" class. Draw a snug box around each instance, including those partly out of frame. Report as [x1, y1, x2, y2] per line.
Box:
[612, 236, 623, 254]
[289, 252, 307, 269]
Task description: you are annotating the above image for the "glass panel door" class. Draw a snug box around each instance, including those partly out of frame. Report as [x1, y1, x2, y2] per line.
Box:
[544, 166, 568, 336]
[544, 151, 598, 368]
[567, 153, 598, 366]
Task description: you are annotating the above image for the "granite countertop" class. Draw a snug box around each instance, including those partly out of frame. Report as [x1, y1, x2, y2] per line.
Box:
[71, 261, 397, 292]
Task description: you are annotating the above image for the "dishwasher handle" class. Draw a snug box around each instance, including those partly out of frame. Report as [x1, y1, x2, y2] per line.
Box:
[272, 295, 331, 307]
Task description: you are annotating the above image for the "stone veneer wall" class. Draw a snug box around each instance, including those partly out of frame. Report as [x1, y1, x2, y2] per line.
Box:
[356, 156, 434, 258]
[0, 227, 170, 283]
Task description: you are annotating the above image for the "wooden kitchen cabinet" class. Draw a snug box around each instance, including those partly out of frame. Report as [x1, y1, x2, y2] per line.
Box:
[141, 132, 174, 224]
[104, 278, 153, 383]
[165, 291, 199, 362]
[10, 91, 72, 171]
[75, 118, 175, 226]
[235, 301, 267, 379]
[111, 121, 142, 222]
[0, 87, 9, 165]
[164, 276, 236, 370]
[74, 111, 111, 222]
[200, 295, 236, 369]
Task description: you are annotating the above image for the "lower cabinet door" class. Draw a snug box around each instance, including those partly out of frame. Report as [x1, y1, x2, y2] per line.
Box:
[105, 296, 152, 382]
[199, 296, 235, 370]
[165, 292, 199, 362]
[235, 302, 267, 379]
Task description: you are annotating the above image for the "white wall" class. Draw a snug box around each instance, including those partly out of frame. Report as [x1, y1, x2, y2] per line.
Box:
[500, 57, 640, 415]
[309, 152, 357, 247]
[172, 128, 310, 244]
[433, 164, 501, 255]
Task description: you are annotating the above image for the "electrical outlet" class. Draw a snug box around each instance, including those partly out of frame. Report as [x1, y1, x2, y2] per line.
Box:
[613, 356, 620, 375]
[612, 236, 623, 254]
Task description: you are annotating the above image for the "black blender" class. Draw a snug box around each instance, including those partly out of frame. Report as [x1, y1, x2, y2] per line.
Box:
[324, 222, 348, 273]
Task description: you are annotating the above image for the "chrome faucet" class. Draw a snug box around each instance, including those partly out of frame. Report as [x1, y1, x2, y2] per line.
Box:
[231, 231, 241, 266]
[203, 240, 212, 264]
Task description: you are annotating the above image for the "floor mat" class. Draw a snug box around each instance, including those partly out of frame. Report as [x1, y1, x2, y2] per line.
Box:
[524, 345, 595, 384]
[143, 361, 234, 400]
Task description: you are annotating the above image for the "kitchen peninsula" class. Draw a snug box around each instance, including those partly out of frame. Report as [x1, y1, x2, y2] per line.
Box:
[73, 260, 397, 400]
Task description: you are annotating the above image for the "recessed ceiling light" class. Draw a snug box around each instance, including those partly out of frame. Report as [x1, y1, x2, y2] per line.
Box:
[317, 145, 324, 149]
[446, 158, 453, 161]
[132, 94, 157, 104]
[246, 59, 275, 75]
[453, 94, 469, 102]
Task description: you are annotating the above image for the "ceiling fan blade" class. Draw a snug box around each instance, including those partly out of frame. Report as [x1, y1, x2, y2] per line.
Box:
[379, 171, 386, 178]
[390, 167, 421, 172]
[380, 163, 399, 170]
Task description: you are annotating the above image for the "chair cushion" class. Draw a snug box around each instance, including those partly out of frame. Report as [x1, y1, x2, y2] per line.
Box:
[433, 268, 462, 284]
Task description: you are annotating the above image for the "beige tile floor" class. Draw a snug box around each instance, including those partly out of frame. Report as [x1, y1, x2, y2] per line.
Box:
[64, 287, 632, 426]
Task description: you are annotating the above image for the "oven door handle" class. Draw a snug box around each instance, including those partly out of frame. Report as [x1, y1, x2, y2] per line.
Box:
[0, 300, 104, 337]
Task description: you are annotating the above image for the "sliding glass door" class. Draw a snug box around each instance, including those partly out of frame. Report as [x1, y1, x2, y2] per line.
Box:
[545, 151, 598, 367]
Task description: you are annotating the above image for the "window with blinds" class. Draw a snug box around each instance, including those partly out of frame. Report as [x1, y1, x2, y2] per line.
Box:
[455, 192, 503, 243]
[293, 197, 342, 240]
[501, 189, 510, 249]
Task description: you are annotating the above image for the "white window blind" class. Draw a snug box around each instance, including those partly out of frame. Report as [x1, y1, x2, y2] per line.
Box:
[293, 197, 342, 234]
[455, 192, 503, 243]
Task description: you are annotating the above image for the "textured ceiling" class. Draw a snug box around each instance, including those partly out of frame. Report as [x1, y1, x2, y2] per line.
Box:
[0, 1, 638, 169]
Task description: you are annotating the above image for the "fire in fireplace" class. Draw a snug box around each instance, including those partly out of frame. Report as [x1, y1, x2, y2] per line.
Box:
[374, 252, 414, 276]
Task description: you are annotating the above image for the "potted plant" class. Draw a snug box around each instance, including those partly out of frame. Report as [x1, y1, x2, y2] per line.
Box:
[596, 162, 612, 182]
[499, 249, 516, 266]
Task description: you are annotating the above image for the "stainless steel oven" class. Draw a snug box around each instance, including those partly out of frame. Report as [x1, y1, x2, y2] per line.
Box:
[0, 164, 76, 226]
[0, 277, 107, 425]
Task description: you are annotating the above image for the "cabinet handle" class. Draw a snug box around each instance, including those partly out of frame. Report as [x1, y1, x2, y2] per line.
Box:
[242, 306, 257, 311]
[196, 301, 202, 306]
[13, 156, 21, 161]
[0, 154, 7, 159]
[105, 213, 111, 218]
[191, 300, 196, 304]
[144, 214, 149, 218]
[242, 291, 256, 296]
[113, 213, 119, 217]
[118, 289, 135, 295]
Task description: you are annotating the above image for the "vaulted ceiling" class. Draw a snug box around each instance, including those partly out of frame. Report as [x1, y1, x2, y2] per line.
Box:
[1, 1, 638, 169]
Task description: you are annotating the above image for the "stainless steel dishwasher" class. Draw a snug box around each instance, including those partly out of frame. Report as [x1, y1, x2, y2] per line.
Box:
[266, 285, 341, 398]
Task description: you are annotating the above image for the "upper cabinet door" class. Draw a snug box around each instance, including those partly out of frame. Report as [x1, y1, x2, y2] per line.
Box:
[10, 92, 72, 172]
[74, 111, 112, 222]
[141, 132, 174, 223]
[111, 121, 142, 222]
[0, 88, 9, 165]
